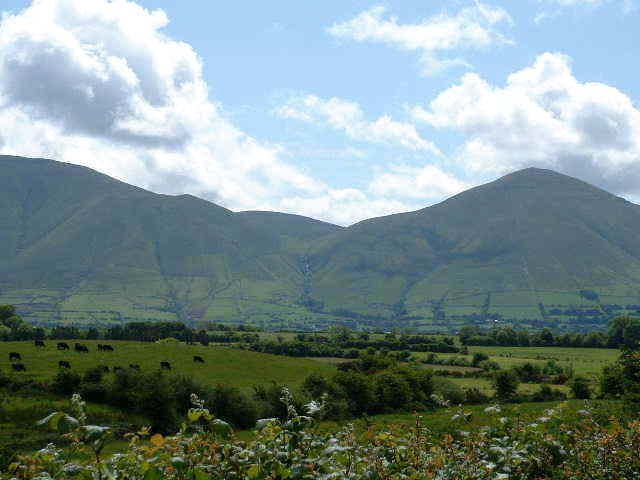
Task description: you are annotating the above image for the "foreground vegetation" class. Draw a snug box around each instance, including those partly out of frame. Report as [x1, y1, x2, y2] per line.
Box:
[3, 391, 639, 480]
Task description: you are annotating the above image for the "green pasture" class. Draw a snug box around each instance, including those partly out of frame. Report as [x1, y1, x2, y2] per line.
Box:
[0, 340, 336, 390]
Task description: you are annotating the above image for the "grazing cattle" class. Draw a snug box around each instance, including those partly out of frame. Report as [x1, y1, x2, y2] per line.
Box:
[34, 340, 46, 347]
[58, 360, 71, 369]
[57, 342, 70, 351]
[129, 364, 140, 371]
[74, 343, 89, 353]
[160, 361, 171, 370]
[9, 352, 21, 361]
[98, 344, 114, 351]
[193, 355, 205, 363]
[99, 365, 110, 373]
[12, 363, 26, 372]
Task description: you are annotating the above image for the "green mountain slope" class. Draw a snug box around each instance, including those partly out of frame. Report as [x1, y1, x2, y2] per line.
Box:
[3, 156, 640, 331]
[308, 168, 640, 331]
[0, 156, 340, 328]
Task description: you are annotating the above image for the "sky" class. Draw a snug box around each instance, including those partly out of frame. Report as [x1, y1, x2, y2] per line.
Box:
[0, 0, 639, 225]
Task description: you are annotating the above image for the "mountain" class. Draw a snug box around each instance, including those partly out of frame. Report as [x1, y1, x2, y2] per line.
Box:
[308, 168, 640, 331]
[0, 155, 341, 329]
[2, 155, 640, 331]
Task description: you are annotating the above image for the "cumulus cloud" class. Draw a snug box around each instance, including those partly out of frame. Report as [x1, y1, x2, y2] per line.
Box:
[0, 0, 334, 213]
[275, 94, 441, 154]
[327, 3, 513, 76]
[278, 188, 418, 226]
[368, 164, 469, 199]
[412, 52, 640, 196]
[0, 0, 485, 226]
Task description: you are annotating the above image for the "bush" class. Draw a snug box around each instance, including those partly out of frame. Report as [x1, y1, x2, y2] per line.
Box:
[569, 376, 592, 399]
[463, 387, 490, 404]
[530, 384, 566, 402]
[205, 384, 259, 429]
[493, 370, 520, 401]
[51, 370, 81, 395]
[472, 352, 489, 366]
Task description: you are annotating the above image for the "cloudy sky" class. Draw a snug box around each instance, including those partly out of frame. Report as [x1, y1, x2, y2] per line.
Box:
[1, 0, 639, 225]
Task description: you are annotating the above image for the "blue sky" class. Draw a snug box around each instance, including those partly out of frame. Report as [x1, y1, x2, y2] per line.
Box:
[1, 0, 639, 224]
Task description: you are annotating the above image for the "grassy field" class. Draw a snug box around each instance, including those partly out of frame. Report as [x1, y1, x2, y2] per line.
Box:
[0, 340, 337, 390]
[413, 346, 618, 377]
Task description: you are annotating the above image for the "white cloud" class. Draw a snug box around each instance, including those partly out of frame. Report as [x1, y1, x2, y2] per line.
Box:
[278, 189, 418, 226]
[275, 94, 440, 154]
[0, 0, 331, 212]
[412, 52, 640, 196]
[0, 0, 479, 226]
[535, 0, 635, 22]
[368, 164, 469, 199]
[327, 3, 513, 76]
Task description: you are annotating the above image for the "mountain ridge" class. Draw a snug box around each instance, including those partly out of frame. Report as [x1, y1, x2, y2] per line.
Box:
[2, 155, 640, 331]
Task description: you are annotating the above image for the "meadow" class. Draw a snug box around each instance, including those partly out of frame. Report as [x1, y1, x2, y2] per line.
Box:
[0, 340, 336, 390]
[414, 345, 618, 376]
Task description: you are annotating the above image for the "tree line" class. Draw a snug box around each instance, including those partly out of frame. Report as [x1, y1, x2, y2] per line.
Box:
[459, 316, 640, 349]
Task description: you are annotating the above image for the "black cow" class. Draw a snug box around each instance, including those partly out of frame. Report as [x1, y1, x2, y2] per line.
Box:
[58, 360, 71, 369]
[35, 340, 46, 347]
[57, 342, 70, 351]
[9, 352, 21, 361]
[193, 355, 205, 363]
[12, 363, 26, 372]
[74, 343, 89, 353]
[101, 344, 114, 351]
[129, 364, 140, 371]
[160, 361, 171, 370]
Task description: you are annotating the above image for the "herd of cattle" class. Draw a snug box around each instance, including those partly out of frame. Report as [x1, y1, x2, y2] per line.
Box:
[6, 341, 206, 372]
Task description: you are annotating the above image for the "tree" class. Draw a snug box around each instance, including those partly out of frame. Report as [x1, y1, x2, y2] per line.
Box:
[472, 352, 489, 366]
[493, 371, 519, 401]
[608, 316, 640, 349]
[569, 376, 591, 399]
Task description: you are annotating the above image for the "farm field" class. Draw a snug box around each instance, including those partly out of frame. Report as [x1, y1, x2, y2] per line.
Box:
[413, 346, 618, 377]
[0, 340, 337, 390]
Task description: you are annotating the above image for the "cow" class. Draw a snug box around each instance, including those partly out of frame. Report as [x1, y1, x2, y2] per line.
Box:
[160, 361, 171, 370]
[101, 344, 114, 352]
[193, 355, 205, 363]
[129, 364, 140, 371]
[58, 360, 71, 369]
[12, 363, 26, 372]
[57, 342, 70, 351]
[8, 352, 21, 361]
[34, 340, 46, 347]
[74, 343, 89, 353]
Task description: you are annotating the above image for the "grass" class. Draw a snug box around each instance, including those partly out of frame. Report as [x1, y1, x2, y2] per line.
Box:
[0, 340, 337, 391]
[413, 346, 618, 378]
[0, 391, 144, 469]
[315, 399, 624, 438]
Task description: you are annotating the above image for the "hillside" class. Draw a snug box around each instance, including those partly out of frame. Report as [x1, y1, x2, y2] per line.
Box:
[308, 168, 640, 330]
[0, 156, 340, 329]
[3, 156, 640, 331]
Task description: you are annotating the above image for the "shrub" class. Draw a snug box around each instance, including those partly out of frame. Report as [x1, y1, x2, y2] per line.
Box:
[472, 352, 489, 366]
[51, 370, 81, 395]
[493, 370, 520, 401]
[569, 376, 592, 399]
